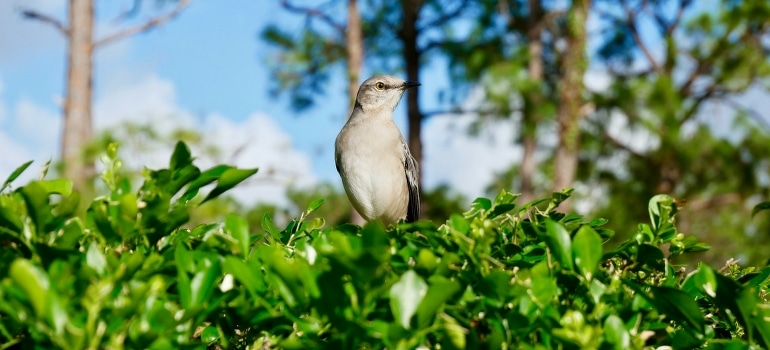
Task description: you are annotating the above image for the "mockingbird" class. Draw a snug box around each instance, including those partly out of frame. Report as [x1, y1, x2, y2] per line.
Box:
[335, 75, 421, 225]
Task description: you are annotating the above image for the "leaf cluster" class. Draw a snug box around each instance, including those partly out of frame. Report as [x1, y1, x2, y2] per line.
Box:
[0, 143, 769, 349]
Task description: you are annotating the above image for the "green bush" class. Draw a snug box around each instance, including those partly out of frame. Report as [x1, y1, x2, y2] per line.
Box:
[1, 142, 769, 349]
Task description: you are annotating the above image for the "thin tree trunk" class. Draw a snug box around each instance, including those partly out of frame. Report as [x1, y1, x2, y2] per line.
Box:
[62, 0, 95, 193]
[520, 0, 543, 203]
[346, 0, 363, 106]
[346, 0, 366, 225]
[400, 0, 424, 217]
[553, 0, 590, 209]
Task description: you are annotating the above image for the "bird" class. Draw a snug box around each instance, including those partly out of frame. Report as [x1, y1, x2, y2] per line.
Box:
[335, 75, 421, 225]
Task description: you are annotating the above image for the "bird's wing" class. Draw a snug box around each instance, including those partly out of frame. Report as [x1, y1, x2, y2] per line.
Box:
[334, 138, 343, 175]
[402, 140, 420, 222]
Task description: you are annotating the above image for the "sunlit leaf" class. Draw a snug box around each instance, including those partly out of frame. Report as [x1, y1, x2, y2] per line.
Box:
[543, 220, 573, 270]
[202, 167, 259, 203]
[572, 225, 603, 280]
[390, 270, 428, 329]
[1, 160, 33, 192]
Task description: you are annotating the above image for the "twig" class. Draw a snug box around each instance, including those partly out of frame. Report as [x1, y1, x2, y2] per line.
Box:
[21, 10, 70, 36]
[279, 0, 345, 34]
[721, 97, 770, 130]
[621, 0, 662, 75]
[418, 0, 470, 31]
[94, 0, 192, 47]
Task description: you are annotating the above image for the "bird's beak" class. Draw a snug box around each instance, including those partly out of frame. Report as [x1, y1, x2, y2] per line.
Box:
[404, 81, 421, 89]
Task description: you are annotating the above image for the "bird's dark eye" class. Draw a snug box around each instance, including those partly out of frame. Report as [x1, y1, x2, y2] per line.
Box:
[374, 82, 385, 90]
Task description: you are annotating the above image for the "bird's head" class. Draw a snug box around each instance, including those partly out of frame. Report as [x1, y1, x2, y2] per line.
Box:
[354, 75, 421, 114]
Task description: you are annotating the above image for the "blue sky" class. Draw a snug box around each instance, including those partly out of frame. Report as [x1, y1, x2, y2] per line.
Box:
[0, 0, 521, 207]
[2, 0, 767, 209]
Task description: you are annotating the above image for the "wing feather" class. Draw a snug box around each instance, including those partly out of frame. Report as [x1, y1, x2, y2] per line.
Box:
[402, 141, 420, 222]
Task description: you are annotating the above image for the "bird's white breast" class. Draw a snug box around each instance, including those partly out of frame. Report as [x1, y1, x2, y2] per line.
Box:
[336, 120, 409, 223]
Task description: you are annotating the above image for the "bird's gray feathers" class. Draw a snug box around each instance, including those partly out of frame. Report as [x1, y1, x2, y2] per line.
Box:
[402, 140, 420, 222]
[352, 75, 420, 116]
[335, 74, 421, 225]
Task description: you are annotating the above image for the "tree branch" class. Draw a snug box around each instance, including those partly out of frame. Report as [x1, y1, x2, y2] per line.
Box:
[665, 0, 692, 36]
[418, 0, 470, 31]
[587, 116, 645, 159]
[621, 0, 663, 75]
[94, 0, 191, 48]
[279, 0, 345, 34]
[722, 97, 770, 130]
[21, 10, 69, 36]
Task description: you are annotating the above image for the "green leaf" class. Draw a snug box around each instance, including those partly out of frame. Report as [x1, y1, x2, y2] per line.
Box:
[9, 259, 48, 318]
[175, 246, 193, 309]
[202, 167, 259, 203]
[223, 256, 264, 297]
[572, 225, 603, 280]
[180, 165, 230, 202]
[261, 212, 281, 242]
[628, 281, 705, 333]
[1, 160, 33, 192]
[307, 198, 325, 212]
[543, 220, 573, 270]
[648, 194, 675, 233]
[86, 242, 107, 275]
[169, 141, 193, 171]
[752, 201, 770, 218]
[530, 262, 557, 305]
[471, 197, 492, 211]
[449, 214, 469, 234]
[0, 206, 24, 234]
[416, 278, 461, 328]
[201, 326, 219, 344]
[735, 288, 770, 348]
[744, 266, 770, 289]
[19, 181, 53, 235]
[37, 179, 73, 196]
[390, 270, 428, 329]
[225, 214, 250, 258]
[603, 315, 630, 349]
[190, 259, 221, 307]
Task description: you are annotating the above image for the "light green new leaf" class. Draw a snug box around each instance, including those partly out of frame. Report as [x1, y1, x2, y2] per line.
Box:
[390, 270, 428, 329]
[1, 160, 33, 192]
[202, 167, 259, 203]
[572, 225, 603, 280]
[9, 259, 48, 318]
[416, 278, 461, 328]
[543, 220, 573, 270]
[603, 315, 630, 349]
[37, 179, 73, 196]
[86, 242, 107, 276]
[225, 214, 250, 258]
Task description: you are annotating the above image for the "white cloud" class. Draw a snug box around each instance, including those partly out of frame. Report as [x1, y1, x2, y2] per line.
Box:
[0, 0, 66, 64]
[0, 72, 316, 208]
[423, 112, 520, 200]
[0, 89, 59, 186]
[16, 98, 61, 146]
[90, 73, 315, 207]
[0, 77, 6, 123]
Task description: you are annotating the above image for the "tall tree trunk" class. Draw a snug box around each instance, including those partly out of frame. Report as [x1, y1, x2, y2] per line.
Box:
[346, 0, 363, 106]
[346, 0, 366, 224]
[553, 0, 590, 209]
[400, 0, 424, 217]
[63, 0, 95, 193]
[519, 0, 543, 203]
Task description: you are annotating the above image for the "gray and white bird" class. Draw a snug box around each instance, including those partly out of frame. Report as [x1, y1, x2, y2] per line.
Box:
[335, 75, 421, 225]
